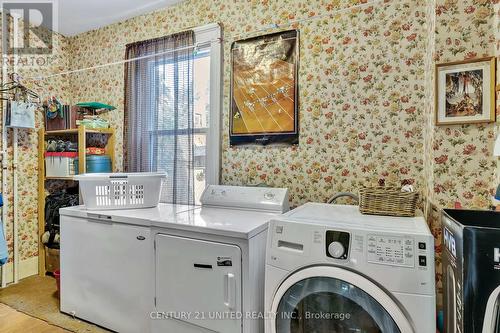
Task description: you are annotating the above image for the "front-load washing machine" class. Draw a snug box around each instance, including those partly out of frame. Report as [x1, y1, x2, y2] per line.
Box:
[265, 203, 436, 333]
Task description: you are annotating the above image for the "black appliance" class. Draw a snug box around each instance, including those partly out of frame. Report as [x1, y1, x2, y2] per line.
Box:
[442, 209, 500, 333]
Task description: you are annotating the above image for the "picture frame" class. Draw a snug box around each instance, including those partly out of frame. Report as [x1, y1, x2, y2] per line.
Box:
[229, 30, 299, 146]
[435, 56, 496, 126]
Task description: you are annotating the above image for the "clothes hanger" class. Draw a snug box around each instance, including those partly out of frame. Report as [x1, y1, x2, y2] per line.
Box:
[0, 73, 40, 102]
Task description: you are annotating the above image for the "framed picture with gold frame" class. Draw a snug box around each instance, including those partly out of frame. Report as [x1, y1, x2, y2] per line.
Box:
[435, 56, 496, 126]
[230, 30, 299, 146]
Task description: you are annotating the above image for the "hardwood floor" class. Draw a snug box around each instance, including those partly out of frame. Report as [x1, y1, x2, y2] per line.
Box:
[0, 303, 71, 333]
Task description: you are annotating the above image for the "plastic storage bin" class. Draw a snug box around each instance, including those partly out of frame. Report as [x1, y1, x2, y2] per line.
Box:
[74, 155, 112, 174]
[74, 172, 167, 210]
[45, 152, 77, 177]
[442, 209, 500, 333]
[45, 246, 60, 273]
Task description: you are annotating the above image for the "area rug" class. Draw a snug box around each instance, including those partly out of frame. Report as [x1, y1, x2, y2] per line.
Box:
[0, 275, 109, 333]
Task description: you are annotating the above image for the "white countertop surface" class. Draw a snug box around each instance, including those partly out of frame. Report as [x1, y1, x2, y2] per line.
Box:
[60, 203, 276, 239]
[60, 204, 196, 226]
[155, 207, 277, 239]
[282, 203, 430, 235]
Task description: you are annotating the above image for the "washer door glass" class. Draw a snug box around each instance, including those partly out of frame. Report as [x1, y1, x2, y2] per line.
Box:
[276, 276, 401, 333]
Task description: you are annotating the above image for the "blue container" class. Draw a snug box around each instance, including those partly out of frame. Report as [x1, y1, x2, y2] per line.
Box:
[74, 155, 112, 174]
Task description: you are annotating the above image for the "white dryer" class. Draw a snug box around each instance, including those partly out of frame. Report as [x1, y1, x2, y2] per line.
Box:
[265, 203, 436, 333]
[153, 185, 289, 333]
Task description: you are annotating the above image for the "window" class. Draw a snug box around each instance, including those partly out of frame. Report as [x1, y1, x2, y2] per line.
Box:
[124, 24, 221, 205]
[150, 49, 211, 203]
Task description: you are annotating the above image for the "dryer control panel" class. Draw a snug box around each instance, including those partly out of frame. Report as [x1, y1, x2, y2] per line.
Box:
[200, 185, 289, 213]
[367, 234, 415, 267]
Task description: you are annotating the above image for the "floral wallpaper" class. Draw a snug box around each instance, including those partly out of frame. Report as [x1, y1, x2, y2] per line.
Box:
[433, 0, 497, 209]
[0, 0, 496, 309]
[68, 0, 498, 307]
[69, 0, 429, 208]
[429, 0, 497, 304]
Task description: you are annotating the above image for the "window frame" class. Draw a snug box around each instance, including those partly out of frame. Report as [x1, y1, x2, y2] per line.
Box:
[194, 23, 222, 187]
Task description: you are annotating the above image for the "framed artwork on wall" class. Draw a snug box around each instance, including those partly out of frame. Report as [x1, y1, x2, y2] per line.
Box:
[435, 56, 496, 126]
[230, 30, 299, 146]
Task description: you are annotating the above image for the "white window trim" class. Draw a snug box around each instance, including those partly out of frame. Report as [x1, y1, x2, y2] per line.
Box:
[193, 23, 222, 186]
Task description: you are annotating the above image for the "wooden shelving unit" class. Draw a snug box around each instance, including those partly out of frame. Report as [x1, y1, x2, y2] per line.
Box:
[45, 176, 77, 181]
[37, 126, 115, 276]
[45, 128, 115, 135]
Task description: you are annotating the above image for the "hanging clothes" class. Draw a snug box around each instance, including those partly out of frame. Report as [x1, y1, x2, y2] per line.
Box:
[0, 219, 7, 266]
[0, 194, 6, 265]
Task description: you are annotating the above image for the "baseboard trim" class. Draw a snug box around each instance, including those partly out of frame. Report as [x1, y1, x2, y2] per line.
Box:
[0, 257, 39, 286]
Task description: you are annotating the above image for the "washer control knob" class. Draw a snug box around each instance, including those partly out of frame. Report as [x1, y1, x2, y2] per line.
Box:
[328, 241, 345, 259]
[264, 192, 275, 200]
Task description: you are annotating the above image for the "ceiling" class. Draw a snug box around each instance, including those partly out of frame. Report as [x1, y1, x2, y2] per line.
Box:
[54, 0, 183, 36]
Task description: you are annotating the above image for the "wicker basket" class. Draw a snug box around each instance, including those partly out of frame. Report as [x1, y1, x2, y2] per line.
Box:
[358, 186, 418, 217]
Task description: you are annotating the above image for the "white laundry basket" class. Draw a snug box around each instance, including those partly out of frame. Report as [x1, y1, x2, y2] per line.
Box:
[75, 173, 167, 210]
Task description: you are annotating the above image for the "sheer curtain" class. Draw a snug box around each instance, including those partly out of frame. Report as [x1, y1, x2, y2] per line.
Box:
[124, 31, 195, 205]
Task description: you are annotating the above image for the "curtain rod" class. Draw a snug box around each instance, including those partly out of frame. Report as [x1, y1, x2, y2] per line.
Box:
[25, 0, 385, 81]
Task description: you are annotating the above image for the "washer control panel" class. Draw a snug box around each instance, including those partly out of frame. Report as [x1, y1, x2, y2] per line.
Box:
[326, 230, 350, 260]
[367, 234, 415, 267]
